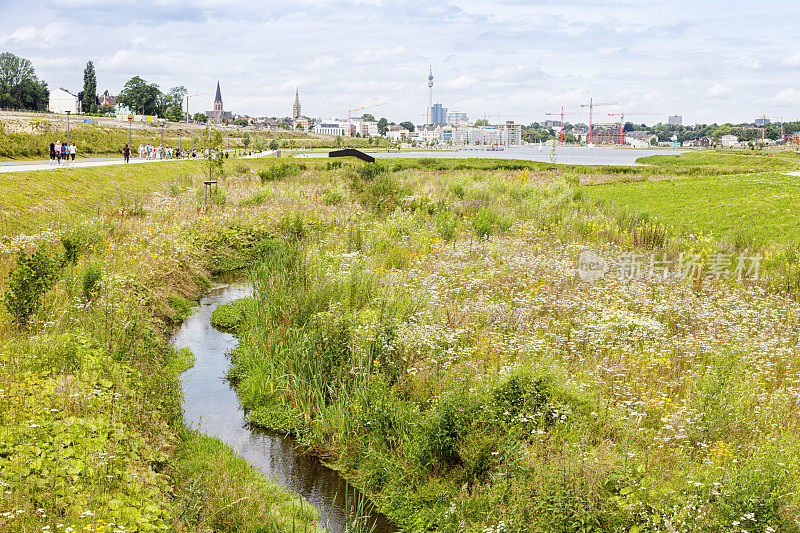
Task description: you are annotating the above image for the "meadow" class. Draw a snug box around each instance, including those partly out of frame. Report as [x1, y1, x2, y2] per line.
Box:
[2, 150, 800, 532]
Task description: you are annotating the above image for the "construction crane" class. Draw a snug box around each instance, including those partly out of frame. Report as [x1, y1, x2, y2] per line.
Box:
[185, 92, 206, 123]
[607, 111, 661, 145]
[480, 114, 522, 126]
[758, 115, 785, 139]
[545, 107, 588, 144]
[347, 102, 389, 123]
[580, 98, 616, 144]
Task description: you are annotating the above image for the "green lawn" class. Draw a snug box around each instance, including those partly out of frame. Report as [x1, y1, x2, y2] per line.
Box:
[0, 160, 206, 235]
[585, 171, 800, 245]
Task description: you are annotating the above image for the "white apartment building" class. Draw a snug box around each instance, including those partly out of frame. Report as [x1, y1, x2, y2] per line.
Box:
[48, 87, 79, 114]
[314, 120, 347, 136]
[386, 125, 411, 141]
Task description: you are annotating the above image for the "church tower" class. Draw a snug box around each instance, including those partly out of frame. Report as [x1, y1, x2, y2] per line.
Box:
[214, 81, 223, 123]
[293, 87, 301, 120]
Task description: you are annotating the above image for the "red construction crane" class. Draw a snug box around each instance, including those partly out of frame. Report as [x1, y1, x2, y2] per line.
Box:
[545, 107, 588, 144]
[580, 98, 616, 144]
[607, 111, 661, 145]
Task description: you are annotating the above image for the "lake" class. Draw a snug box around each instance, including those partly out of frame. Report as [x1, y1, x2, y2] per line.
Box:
[294, 145, 686, 166]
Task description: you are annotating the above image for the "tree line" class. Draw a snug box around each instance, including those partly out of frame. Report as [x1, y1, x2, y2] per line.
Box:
[0, 52, 49, 110]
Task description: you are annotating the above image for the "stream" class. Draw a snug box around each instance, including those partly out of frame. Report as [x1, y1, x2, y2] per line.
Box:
[173, 280, 397, 532]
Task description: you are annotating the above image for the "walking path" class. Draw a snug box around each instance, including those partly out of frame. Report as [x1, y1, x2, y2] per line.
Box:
[0, 157, 190, 174]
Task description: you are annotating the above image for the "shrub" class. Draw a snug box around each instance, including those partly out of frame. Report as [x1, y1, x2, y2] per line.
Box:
[356, 163, 386, 182]
[418, 157, 436, 167]
[239, 188, 274, 206]
[3, 248, 59, 326]
[471, 207, 497, 239]
[258, 163, 304, 183]
[434, 211, 458, 241]
[278, 213, 306, 241]
[81, 262, 102, 301]
[322, 189, 343, 205]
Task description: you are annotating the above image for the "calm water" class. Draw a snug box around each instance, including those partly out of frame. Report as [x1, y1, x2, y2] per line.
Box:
[295, 145, 685, 166]
[174, 281, 397, 532]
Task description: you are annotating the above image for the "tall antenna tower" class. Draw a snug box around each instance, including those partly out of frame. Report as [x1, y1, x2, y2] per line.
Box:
[427, 65, 434, 125]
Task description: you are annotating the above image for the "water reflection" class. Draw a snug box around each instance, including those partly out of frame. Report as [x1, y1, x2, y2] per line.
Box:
[174, 281, 396, 532]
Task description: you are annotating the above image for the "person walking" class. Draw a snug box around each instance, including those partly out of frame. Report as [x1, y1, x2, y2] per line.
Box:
[55, 141, 62, 165]
[49, 142, 56, 165]
[70, 143, 76, 162]
[123, 144, 131, 164]
[60, 142, 68, 166]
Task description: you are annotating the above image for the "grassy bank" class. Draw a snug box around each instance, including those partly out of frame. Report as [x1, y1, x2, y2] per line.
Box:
[4, 151, 800, 532]
[211, 154, 800, 531]
[0, 158, 328, 532]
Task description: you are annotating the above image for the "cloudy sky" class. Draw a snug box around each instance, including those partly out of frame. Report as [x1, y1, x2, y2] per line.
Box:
[1, 0, 799, 125]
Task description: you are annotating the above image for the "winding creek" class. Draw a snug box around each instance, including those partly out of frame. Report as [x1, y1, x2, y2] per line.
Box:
[173, 280, 397, 532]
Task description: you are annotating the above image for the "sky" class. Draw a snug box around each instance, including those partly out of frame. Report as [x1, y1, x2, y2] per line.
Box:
[1, 0, 799, 126]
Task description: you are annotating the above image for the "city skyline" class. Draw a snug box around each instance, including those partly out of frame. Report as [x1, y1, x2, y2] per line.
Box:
[1, 0, 799, 125]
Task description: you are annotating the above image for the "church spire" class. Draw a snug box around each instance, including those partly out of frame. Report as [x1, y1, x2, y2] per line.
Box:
[292, 86, 301, 120]
[214, 80, 222, 104]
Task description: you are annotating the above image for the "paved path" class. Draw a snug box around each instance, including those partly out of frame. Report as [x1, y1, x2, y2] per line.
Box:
[0, 157, 191, 174]
[786, 171, 800, 177]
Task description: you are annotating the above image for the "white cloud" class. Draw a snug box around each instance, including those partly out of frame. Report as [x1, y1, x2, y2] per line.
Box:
[784, 53, 800, 66]
[442, 75, 477, 89]
[772, 88, 800, 104]
[707, 84, 730, 97]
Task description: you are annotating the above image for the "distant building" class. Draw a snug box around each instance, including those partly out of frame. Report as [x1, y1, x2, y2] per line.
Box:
[668, 115, 682, 125]
[430, 103, 447, 125]
[698, 136, 713, 148]
[48, 87, 79, 114]
[446, 111, 468, 125]
[755, 117, 771, 125]
[543, 120, 562, 128]
[314, 121, 347, 136]
[591, 129, 621, 145]
[386, 124, 411, 141]
[293, 88, 301, 120]
[625, 131, 657, 147]
[720, 134, 739, 148]
[293, 117, 309, 130]
[206, 81, 233, 124]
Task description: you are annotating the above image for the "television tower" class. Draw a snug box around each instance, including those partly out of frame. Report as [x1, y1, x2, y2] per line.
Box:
[427, 65, 433, 125]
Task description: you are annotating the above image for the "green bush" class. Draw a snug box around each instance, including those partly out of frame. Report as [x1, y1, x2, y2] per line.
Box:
[471, 207, 497, 239]
[356, 163, 386, 182]
[322, 189, 343, 205]
[258, 163, 305, 183]
[3, 248, 59, 326]
[81, 262, 102, 302]
[239, 188, 274, 206]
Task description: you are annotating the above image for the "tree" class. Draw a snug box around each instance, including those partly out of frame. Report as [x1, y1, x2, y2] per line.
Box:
[713, 125, 732, 140]
[116, 76, 162, 116]
[242, 132, 251, 148]
[400, 121, 415, 132]
[82, 61, 97, 113]
[377, 117, 388, 136]
[474, 119, 489, 126]
[0, 52, 49, 110]
[162, 86, 187, 121]
[193, 112, 208, 123]
[361, 113, 376, 122]
[233, 117, 248, 127]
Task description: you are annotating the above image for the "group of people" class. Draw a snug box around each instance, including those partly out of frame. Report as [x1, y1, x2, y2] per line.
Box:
[137, 144, 186, 160]
[48, 141, 77, 165]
